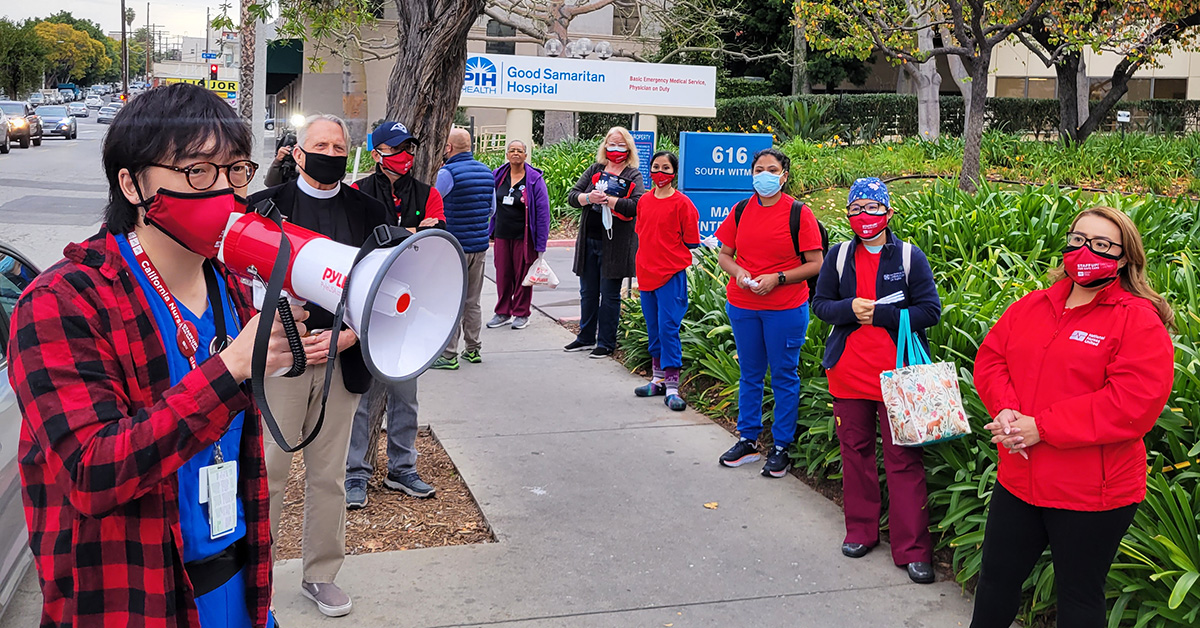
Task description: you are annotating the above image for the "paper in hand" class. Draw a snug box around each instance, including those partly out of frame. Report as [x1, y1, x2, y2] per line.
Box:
[874, 291, 905, 306]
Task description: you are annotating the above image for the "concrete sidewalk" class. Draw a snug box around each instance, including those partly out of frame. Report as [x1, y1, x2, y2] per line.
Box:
[273, 250, 977, 627]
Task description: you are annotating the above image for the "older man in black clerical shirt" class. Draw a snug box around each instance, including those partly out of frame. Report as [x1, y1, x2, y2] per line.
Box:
[248, 113, 393, 619]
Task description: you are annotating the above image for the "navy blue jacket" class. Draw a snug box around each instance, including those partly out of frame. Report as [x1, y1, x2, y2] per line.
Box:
[810, 231, 941, 370]
[439, 152, 494, 253]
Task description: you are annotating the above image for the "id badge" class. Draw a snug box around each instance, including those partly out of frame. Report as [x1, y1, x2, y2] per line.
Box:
[198, 461, 238, 539]
[502, 195, 515, 205]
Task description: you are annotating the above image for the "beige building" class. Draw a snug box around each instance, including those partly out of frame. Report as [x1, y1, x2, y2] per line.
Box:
[988, 39, 1197, 100]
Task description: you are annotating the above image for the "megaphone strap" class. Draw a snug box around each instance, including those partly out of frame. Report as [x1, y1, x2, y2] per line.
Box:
[250, 199, 319, 454]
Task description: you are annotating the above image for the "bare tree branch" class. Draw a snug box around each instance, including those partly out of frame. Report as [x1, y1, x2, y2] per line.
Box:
[656, 45, 789, 64]
[483, 6, 550, 42]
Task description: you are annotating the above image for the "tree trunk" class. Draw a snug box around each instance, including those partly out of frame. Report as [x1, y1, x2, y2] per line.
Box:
[362, 385, 388, 469]
[1076, 55, 1089, 133]
[944, 47, 971, 112]
[342, 40, 368, 147]
[909, 7, 941, 141]
[1077, 61, 1138, 143]
[387, 0, 487, 183]
[237, 0, 254, 121]
[960, 53, 990, 193]
[792, 23, 809, 95]
[1055, 52, 1080, 142]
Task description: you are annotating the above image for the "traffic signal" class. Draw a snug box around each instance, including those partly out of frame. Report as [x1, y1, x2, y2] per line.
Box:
[119, 93, 127, 101]
[209, 64, 219, 80]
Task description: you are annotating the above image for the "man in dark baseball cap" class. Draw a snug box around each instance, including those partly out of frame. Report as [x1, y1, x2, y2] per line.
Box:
[344, 120, 444, 510]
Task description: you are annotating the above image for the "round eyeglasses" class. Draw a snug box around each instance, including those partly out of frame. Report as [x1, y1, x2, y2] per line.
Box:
[151, 160, 259, 190]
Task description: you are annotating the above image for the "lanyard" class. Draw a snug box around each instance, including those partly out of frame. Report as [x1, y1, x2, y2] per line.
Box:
[126, 231, 228, 371]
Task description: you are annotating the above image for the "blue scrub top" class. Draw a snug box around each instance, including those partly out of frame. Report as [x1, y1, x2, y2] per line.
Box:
[116, 234, 248, 562]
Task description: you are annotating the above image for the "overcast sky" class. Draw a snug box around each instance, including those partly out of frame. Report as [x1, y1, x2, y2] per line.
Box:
[3, 0, 233, 40]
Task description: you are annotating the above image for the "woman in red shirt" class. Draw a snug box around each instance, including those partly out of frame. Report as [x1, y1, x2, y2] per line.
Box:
[715, 148, 824, 478]
[634, 151, 700, 411]
[810, 178, 942, 584]
[971, 206, 1175, 627]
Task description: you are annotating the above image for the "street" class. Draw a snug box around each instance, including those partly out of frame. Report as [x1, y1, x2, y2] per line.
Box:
[0, 112, 110, 270]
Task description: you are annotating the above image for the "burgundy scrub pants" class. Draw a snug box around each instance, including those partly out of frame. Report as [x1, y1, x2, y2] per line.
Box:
[833, 398, 933, 565]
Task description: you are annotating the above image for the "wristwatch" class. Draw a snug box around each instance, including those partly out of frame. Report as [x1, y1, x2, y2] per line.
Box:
[777, 271, 787, 285]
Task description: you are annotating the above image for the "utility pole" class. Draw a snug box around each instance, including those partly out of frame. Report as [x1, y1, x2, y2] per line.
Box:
[120, 0, 128, 98]
[205, 8, 210, 57]
[146, 4, 152, 83]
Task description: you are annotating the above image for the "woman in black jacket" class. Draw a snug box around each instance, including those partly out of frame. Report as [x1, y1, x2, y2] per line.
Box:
[564, 126, 645, 358]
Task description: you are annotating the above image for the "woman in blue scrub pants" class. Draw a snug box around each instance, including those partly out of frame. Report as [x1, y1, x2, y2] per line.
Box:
[117, 234, 276, 628]
[713, 148, 825, 478]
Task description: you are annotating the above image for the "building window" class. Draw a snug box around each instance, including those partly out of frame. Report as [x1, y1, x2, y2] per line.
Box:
[613, 0, 640, 37]
[995, 77, 1024, 98]
[995, 77, 1056, 98]
[485, 19, 515, 55]
[1154, 78, 1187, 99]
[1027, 77, 1055, 99]
[1090, 77, 1188, 101]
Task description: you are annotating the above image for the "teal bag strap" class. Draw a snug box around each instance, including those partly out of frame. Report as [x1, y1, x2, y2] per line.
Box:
[896, 308, 930, 368]
[896, 309, 910, 370]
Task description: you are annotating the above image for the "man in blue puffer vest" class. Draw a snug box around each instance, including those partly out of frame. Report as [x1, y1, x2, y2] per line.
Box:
[433, 127, 494, 369]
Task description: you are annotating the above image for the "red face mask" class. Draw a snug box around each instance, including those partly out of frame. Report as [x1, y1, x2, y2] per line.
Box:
[849, 212, 889, 239]
[606, 147, 629, 164]
[650, 171, 674, 188]
[142, 187, 244, 258]
[380, 151, 414, 175]
[1063, 246, 1121, 287]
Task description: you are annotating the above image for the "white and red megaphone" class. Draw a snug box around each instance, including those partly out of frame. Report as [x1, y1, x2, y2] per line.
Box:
[217, 210, 467, 382]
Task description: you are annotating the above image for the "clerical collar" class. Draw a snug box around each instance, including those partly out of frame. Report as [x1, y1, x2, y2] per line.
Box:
[298, 176, 340, 199]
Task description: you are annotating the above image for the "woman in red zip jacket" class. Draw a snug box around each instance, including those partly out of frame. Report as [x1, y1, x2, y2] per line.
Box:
[970, 206, 1175, 628]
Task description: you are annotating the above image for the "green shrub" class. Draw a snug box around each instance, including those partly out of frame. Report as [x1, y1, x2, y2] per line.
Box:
[618, 181, 1200, 626]
[769, 100, 841, 143]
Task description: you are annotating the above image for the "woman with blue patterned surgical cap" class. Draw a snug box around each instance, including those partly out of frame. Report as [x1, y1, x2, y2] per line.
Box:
[810, 177, 943, 585]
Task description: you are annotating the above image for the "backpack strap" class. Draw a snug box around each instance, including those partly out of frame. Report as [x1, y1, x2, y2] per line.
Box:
[733, 199, 749, 225]
[835, 241, 851, 280]
[790, 201, 804, 257]
[902, 241, 912, 287]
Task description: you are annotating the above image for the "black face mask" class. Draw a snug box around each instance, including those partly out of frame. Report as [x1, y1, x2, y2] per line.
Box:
[299, 148, 348, 185]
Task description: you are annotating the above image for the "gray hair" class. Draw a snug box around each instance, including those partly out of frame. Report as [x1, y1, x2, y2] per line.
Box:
[297, 114, 351, 149]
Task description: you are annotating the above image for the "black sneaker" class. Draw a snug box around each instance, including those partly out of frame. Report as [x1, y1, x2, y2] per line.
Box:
[719, 439, 760, 467]
[564, 339, 596, 352]
[762, 446, 791, 478]
[589, 346, 613, 359]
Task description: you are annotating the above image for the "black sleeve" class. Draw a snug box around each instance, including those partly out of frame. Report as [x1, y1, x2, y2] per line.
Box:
[614, 169, 645, 219]
[567, 164, 599, 209]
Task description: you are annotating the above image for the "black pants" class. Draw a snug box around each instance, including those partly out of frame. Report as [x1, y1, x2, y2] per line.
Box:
[970, 484, 1138, 628]
[577, 237, 623, 350]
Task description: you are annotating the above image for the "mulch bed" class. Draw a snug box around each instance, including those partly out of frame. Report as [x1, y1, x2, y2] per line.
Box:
[274, 427, 494, 560]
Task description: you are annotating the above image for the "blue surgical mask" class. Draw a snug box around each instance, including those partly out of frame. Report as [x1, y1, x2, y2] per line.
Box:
[753, 172, 783, 197]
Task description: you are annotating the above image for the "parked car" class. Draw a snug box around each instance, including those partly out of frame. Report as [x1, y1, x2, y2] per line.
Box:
[0, 102, 41, 148]
[34, 106, 75, 140]
[84, 95, 103, 109]
[96, 105, 119, 124]
[67, 103, 88, 118]
[0, 112, 9, 154]
[0, 244, 39, 623]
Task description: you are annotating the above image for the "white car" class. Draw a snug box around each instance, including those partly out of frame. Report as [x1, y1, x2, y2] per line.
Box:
[0, 244, 40, 622]
[96, 105, 119, 124]
[84, 95, 103, 109]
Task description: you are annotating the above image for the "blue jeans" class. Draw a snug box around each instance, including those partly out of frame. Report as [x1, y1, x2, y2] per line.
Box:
[577, 237, 623, 350]
[726, 302, 810, 447]
[640, 270, 688, 369]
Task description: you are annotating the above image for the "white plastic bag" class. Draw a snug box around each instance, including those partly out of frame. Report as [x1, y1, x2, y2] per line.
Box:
[522, 256, 560, 289]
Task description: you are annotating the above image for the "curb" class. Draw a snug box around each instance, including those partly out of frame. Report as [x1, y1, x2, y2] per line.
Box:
[546, 239, 575, 248]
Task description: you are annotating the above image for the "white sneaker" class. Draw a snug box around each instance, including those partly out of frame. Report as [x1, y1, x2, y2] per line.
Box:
[301, 581, 353, 617]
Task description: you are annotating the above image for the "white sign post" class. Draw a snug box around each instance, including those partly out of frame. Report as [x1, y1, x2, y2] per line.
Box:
[458, 53, 717, 117]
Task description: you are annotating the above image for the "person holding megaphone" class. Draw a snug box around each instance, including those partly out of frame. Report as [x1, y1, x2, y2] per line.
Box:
[249, 113, 394, 618]
[8, 83, 291, 627]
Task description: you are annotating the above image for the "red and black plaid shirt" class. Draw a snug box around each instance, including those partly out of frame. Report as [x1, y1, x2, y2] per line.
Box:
[8, 230, 273, 627]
